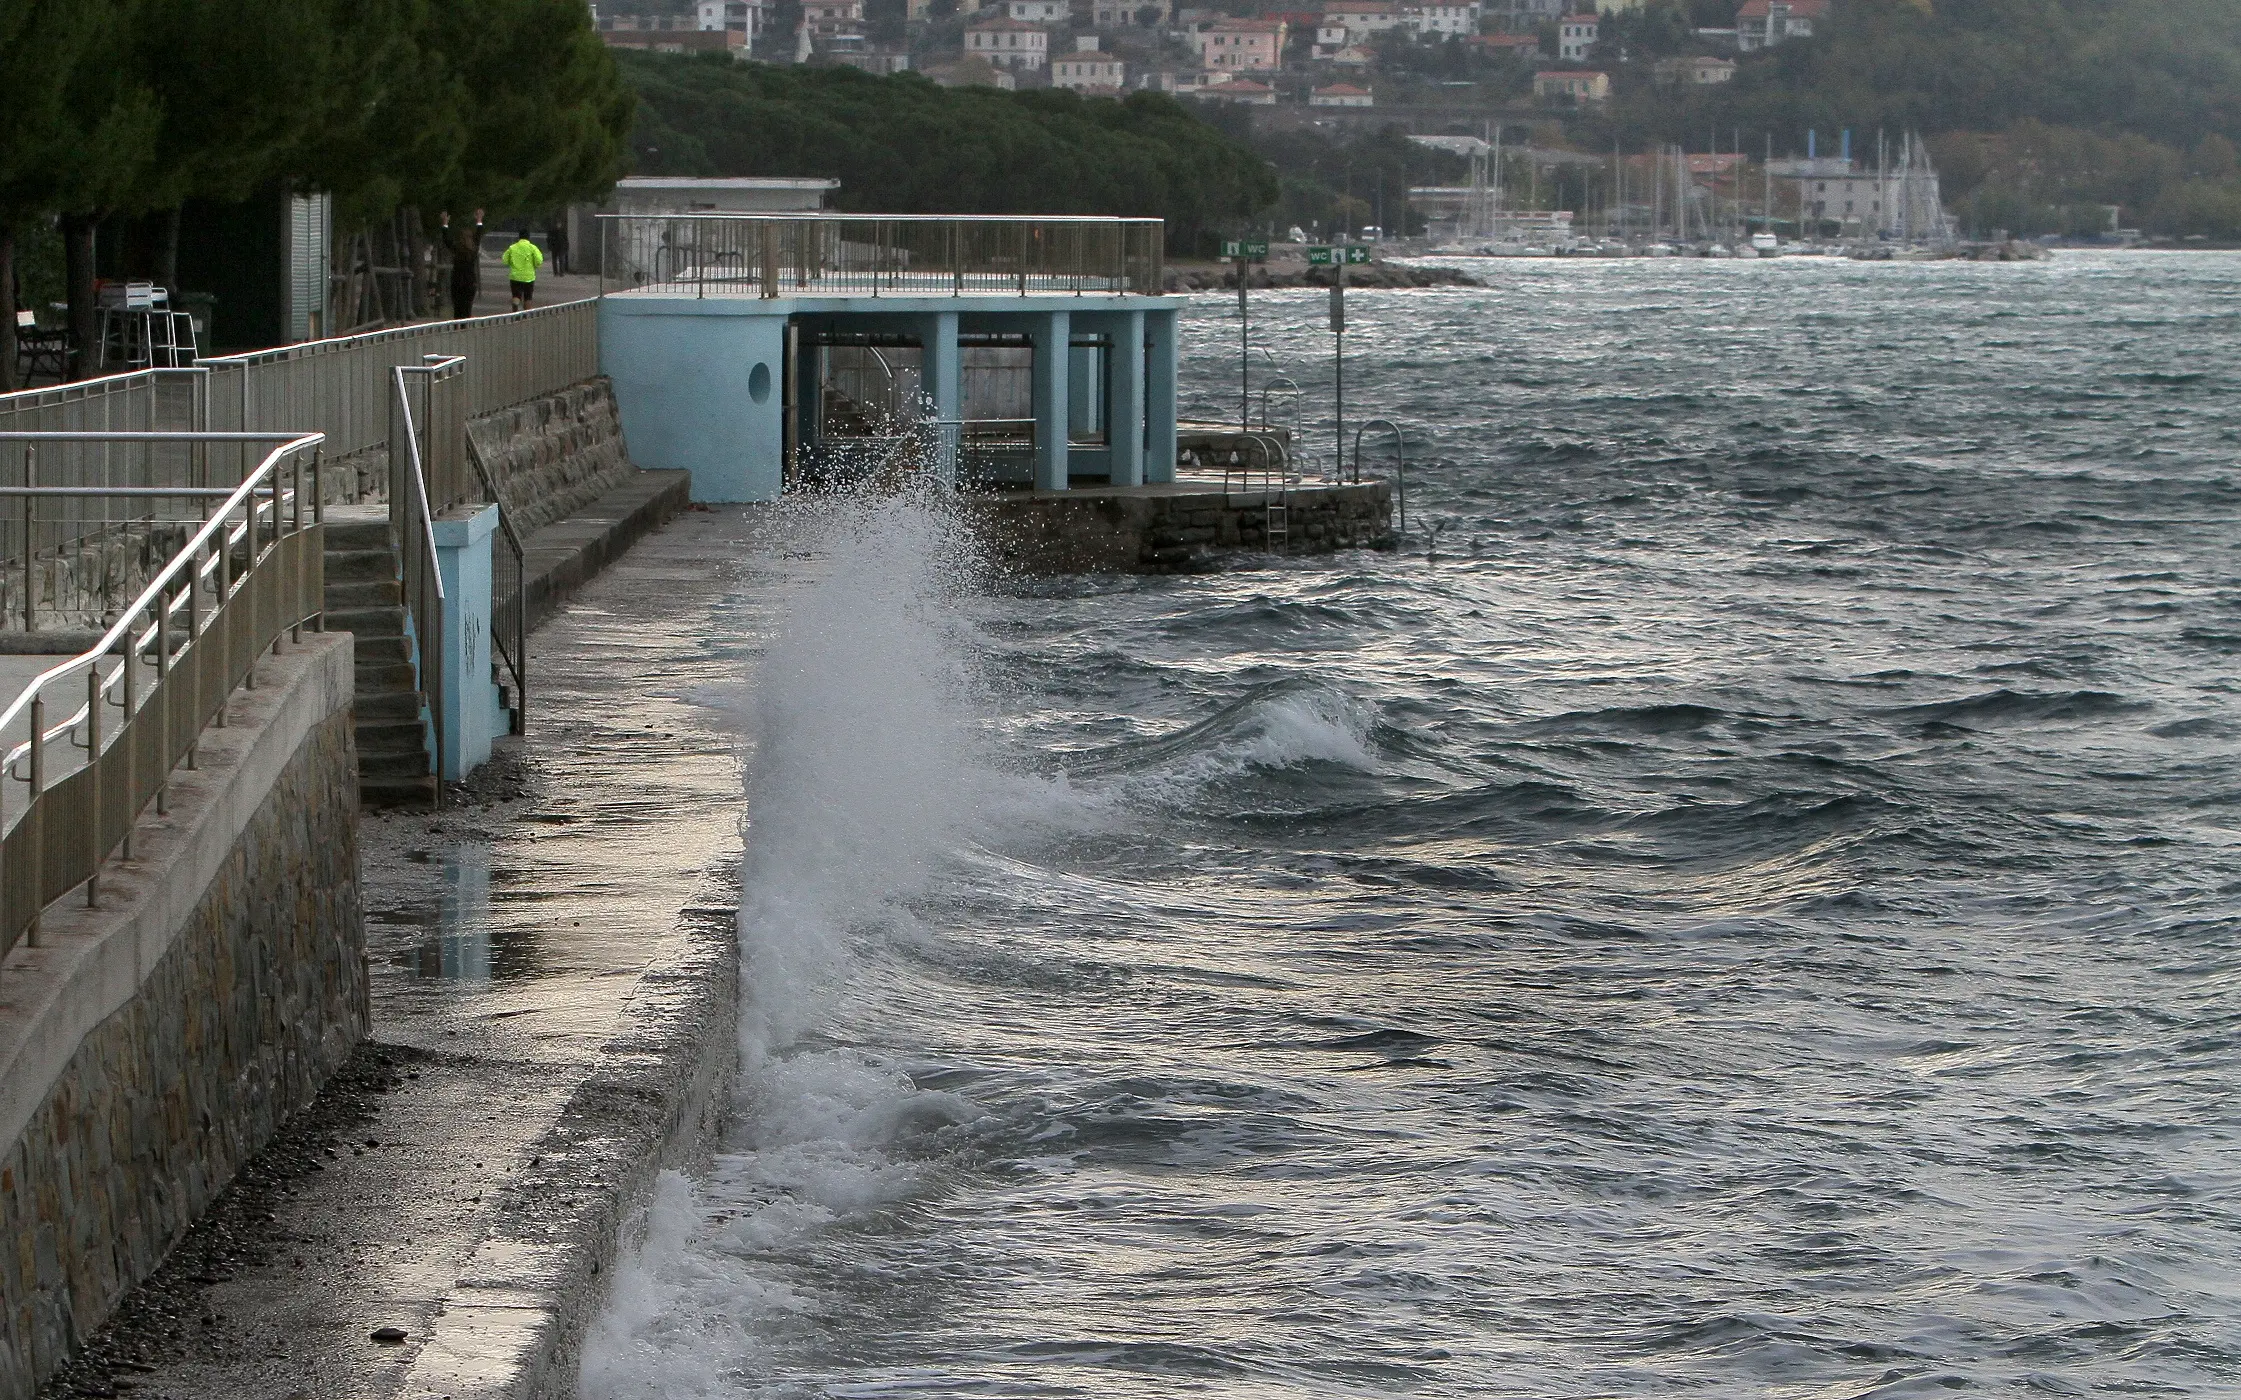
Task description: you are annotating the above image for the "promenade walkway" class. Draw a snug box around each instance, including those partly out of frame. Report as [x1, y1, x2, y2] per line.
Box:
[55, 507, 771, 1398]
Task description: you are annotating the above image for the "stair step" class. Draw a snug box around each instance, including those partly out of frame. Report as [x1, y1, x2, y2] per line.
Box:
[325, 549, 401, 583]
[355, 690, 425, 723]
[354, 660, 419, 692]
[359, 749, 435, 781]
[327, 606, 409, 638]
[360, 775, 437, 806]
[348, 634, 411, 665]
[324, 519, 394, 551]
[324, 579, 402, 610]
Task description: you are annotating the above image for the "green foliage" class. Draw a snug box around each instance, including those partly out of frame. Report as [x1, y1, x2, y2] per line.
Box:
[0, 0, 158, 222]
[427, 0, 635, 219]
[616, 53, 1277, 251]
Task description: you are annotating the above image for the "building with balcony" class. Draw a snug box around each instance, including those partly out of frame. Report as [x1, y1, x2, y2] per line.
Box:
[1196, 19, 1285, 70]
[1053, 38, 1128, 89]
[1404, 2, 1479, 35]
[1310, 82, 1374, 105]
[966, 15, 1052, 67]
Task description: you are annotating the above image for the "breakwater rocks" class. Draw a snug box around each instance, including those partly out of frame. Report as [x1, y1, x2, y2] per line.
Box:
[1164, 263, 1482, 292]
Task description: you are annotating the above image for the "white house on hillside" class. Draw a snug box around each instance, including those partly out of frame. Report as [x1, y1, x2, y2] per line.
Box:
[1557, 11, 1596, 58]
[965, 15, 1050, 67]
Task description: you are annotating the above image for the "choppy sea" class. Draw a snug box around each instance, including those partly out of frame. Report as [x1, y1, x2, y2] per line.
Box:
[580, 251, 2241, 1399]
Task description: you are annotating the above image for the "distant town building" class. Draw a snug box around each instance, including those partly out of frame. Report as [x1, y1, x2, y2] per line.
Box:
[1322, 0, 1404, 37]
[1091, 0, 1169, 22]
[921, 54, 1019, 86]
[803, 0, 865, 37]
[1533, 68, 1609, 102]
[1557, 12, 1596, 58]
[1196, 19, 1285, 70]
[1139, 66, 1228, 90]
[1735, 0, 1822, 50]
[1403, 2, 1479, 35]
[965, 15, 1051, 66]
[1207, 76, 1280, 102]
[1053, 38, 1127, 88]
[1310, 81, 1375, 105]
[1468, 31, 1541, 56]
[600, 25, 749, 55]
[1654, 53, 1735, 82]
[1483, 0, 1562, 31]
[1005, 0, 1070, 20]
[696, 0, 763, 43]
[834, 48, 912, 71]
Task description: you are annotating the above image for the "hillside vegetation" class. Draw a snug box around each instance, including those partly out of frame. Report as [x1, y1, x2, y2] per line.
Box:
[618, 53, 1277, 252]
[1611, 0, 2241, 234]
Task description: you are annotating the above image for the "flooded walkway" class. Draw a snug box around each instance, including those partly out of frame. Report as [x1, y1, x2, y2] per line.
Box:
[68, 507, 780, 1400]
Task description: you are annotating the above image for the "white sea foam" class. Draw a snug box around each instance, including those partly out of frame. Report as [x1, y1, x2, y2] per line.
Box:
[580, 495, 1004, 1400]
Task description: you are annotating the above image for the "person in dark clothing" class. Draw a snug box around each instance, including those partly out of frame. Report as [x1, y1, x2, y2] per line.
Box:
[547, 220, 571, 278]
[442, 209, 485, 319]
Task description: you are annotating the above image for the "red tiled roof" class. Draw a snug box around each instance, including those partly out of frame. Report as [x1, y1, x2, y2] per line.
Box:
[1735, 0, 1827, 17]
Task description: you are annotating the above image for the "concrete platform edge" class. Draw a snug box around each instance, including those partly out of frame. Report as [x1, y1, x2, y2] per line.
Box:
[519, 470, 693, 636]
[397, 887, 740, 1400]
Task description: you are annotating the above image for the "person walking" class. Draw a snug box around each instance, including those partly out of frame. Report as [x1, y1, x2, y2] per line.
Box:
[442, 209, 485, 320]
[503, 230, 544, 311]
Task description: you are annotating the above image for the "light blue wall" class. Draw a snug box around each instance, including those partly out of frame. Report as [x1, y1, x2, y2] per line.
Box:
[600, 293, 1172, 502]
[599, 300, 787, 502]
[431, 503, 511, 781]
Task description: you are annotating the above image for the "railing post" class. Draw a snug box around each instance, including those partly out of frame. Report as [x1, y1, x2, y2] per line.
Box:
[155, 599, 171, 811]
[290, 453, 304, 643]
[180, 548, 196, 770]
[213, 517, 229, 726]
[84, 667, 99, 907]
[21, 444, 34, 633]
[26, 695, 42, 945]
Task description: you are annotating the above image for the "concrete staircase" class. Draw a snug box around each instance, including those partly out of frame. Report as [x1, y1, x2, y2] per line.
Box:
[322, 510, 438, 805]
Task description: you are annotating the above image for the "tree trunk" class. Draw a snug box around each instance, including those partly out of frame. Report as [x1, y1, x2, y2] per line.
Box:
[158, 205, 182, 292]
[62, 213, 97, 382]
[0, 223, 18, 394]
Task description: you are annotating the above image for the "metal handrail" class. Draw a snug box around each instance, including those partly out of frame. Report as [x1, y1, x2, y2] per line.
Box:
[1256, 377, 1301, 436]
[0, 429, 324, 959]
[1216, 433, 1292, 493]
[463, 433, 528, 732]
[390, 360, 453, 800]
[1353, 419, 1408, 529]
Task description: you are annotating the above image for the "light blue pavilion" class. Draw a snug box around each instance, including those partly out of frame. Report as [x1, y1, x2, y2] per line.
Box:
[595, 213, 1182, 501]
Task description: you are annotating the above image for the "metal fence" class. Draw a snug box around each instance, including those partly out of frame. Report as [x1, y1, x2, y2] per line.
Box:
[600, 215, 1166, 299]
[0, 299, 598, 515]
[0, 431, 326, 961]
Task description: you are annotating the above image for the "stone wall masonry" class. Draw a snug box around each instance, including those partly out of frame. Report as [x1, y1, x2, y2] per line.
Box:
[466, 378, 636, 537]
[0, 633, 363, 1400]
[966, 480, 1394, 574]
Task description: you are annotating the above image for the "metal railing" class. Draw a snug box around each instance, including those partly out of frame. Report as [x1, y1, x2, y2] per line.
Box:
[601, 215, 1166, 299]
[3, 299, 598, 517]
[1352, 419, 1409, 529]
[389, 360, 455, 794]
[464, 434, 527, 731]
[0, 430, 325, 963]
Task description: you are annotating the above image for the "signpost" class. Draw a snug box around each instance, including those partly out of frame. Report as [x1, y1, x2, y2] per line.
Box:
[1308, 247, 1371, 475]
[1222, 240, 1268, 430]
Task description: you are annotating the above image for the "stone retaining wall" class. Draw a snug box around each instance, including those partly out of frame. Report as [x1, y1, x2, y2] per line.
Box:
[968, 481, 1394, 574]
[0, 634, 363, 1399]
[467, 378, 636, 537]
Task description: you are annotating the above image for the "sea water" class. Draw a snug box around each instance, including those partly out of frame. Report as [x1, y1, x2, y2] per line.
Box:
[580, 252, 2241, 1398]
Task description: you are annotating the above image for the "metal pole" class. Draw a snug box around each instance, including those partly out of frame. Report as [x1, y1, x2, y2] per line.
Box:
[26, 695, 42, 945]
[85, 667, 100, 907]
[1238, 262, 1250, 431]
[1333, 260, 1345, 482]
[21, 444, 34, 633]
[155, 600, 170, 812]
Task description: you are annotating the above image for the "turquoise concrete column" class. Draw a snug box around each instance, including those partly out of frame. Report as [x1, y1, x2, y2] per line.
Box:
[918, 312, 961, 421]
[1032, 309, 1071, 490]
[431, 503, 510, 782]
[1109, 309, 1147, 486]
[1146, 307, 1179, 484]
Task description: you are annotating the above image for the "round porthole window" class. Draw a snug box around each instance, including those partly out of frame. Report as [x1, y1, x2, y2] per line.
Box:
[749, 362, 772, 404]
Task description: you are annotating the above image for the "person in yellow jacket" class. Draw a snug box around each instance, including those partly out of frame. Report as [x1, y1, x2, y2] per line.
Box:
[502, 230, 544, 310]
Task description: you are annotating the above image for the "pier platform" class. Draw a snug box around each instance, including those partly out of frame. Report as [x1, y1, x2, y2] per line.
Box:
[963, 475, 1394, 574]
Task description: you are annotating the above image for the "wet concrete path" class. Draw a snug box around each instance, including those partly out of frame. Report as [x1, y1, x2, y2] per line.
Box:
[61, 507, 783, 1400]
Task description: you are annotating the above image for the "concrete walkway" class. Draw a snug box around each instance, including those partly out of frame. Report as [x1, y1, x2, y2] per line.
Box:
[55, 508, 776, 1400]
